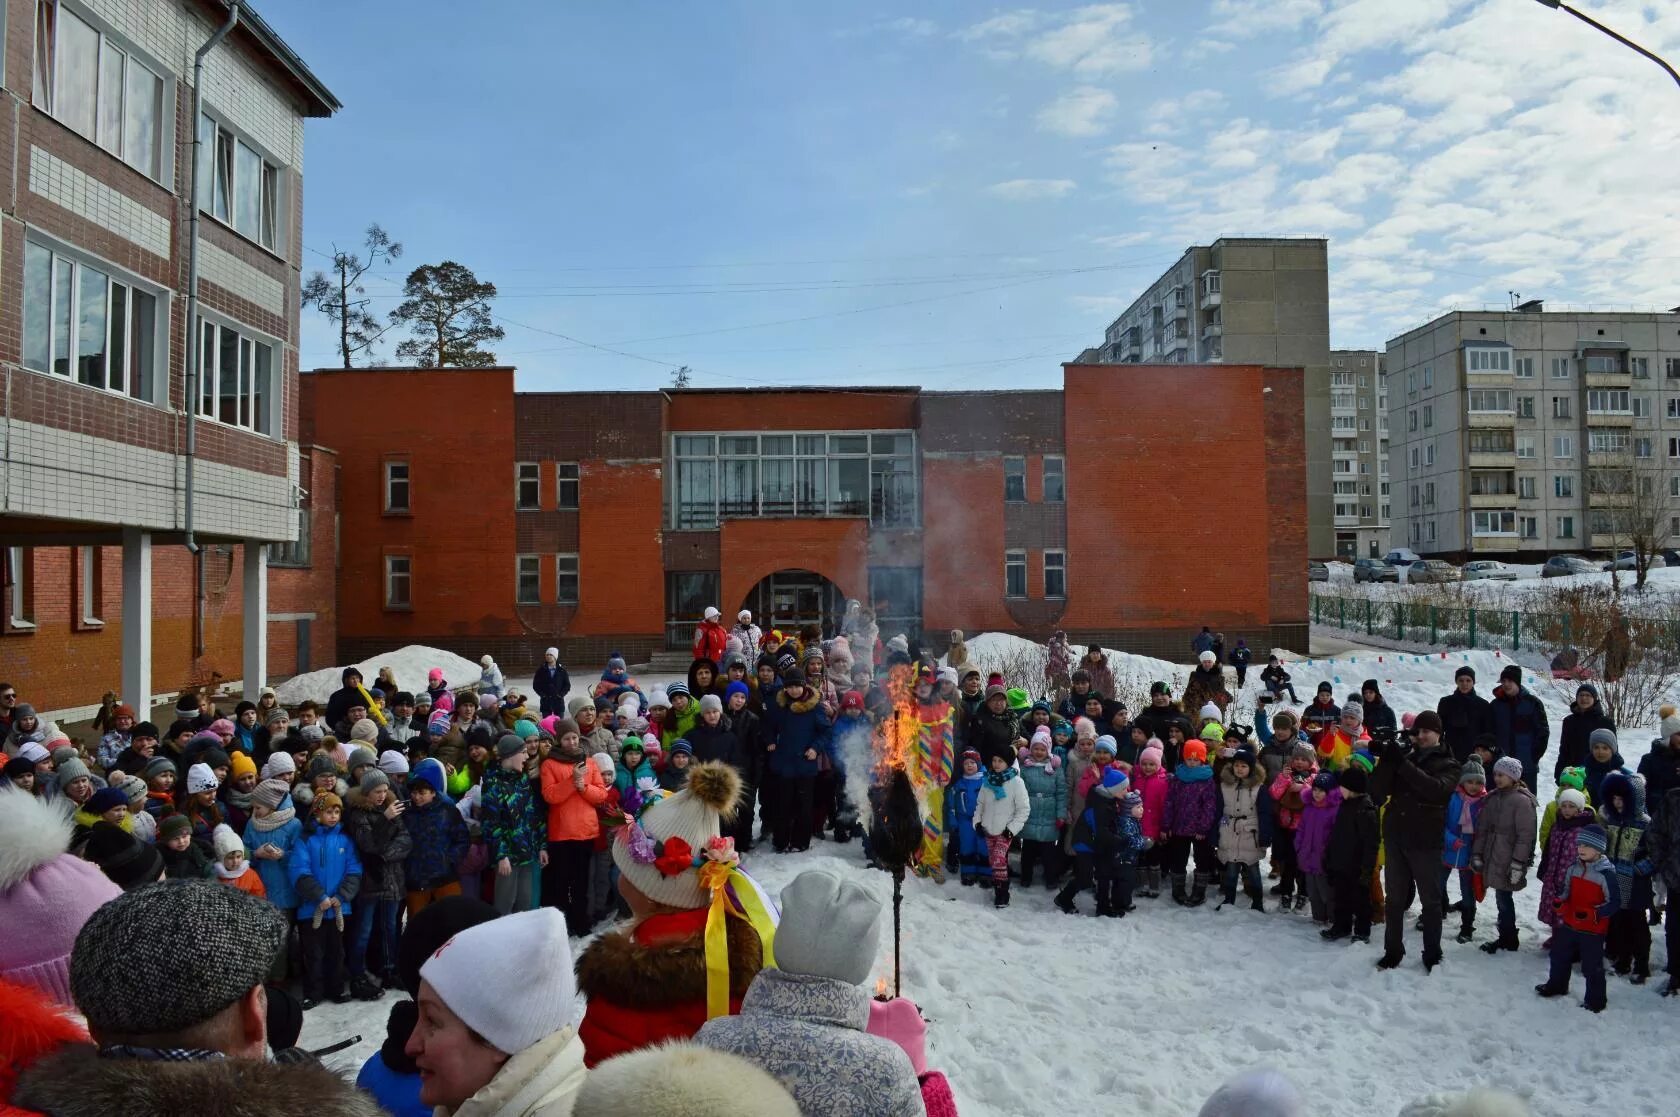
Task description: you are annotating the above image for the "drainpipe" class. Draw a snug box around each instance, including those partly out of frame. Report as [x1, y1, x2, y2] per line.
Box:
[185, 2, 239, 655]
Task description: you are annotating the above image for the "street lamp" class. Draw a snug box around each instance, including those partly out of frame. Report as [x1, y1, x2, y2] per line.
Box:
[1532, 0, 1680, 91]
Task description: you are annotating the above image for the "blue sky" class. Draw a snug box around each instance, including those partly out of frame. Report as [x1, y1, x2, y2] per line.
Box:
[279, 1, 1680, 391]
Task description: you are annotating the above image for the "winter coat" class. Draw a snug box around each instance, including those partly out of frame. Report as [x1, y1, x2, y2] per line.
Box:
[160, 840, 213, 880]
[583, 724, 620, 762]
[1255, 717, 1304, 781]
[1132, 703, 1189, 750]
[1214, 764, 1273, 865]
[1311, 724, 1364, 772]
[533, 663, 571, 716]
[288, 819, 364, 921]
[686, 659, 725, 702]
[1064, 748, 1096, 827]
[540, 754, 608, 843]
[944, 773, 985, 859]
[446, 1026, 586, 1117]
[1362, 698, 1397, 736]
[613, 755, 656, 796]
[243, 802, 303, 911]
[1230, 644, 1253, 673]
[1294, 788, 1342, 875]
[1300, 696, 1342, 732]
[1488, 686, 1549, 771]
[1325, 793, 1380, 882]
[1269, 764, 1317, 831]
[402, 795, 470, 892]
[965, 706, 1019, 770]
[478, 663, 505, 700]
[1538, 806, 1595, 928]
[1557, 857, 1620, 936]
[1072, 786, 1121, 858]
[1080, 654, 1116, 700]
[730, 621, 763, 654]
[345, 790, 414, 900]
[481, 765, 545, 867]
[765, 689, 833, 779]
[692, 621, 729, 666]
[1470, 782, 1538, 891]
[1598, 770, 1650, 910]
[1441, 789, 1488, 871]
[1181, 666, 1230, 719]
[1556, 697, 1615, 781]
[1114, 811, 1150, 866]
[696, 969, 923, 1117]
[1436, 689, 1493, 763]
[355, 1052, 428, 1117]
[1368, 744, 1460, 853]
[1163, 765, 1218, 841]
[684, 720, 743, 772]
[1132, 765, 1169, 841]
[1055, 688, 1096, 726]
[325, 668, 372, 731]
[972, 769, 1031, 837]
[727, 706, 766, 787]
[1260, 663, 1292, 696]
[1643, 785, 1680, 890]
[1018, 756, 1068, 842]
[1584, 749, 1625, 807]
[1637, 741, 1680, 825]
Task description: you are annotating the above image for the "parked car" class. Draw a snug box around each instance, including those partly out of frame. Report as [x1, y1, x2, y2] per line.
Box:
[1383, 548, 1422, 568]
[1409, 559, 1461, 584]
[1354, 558, 1399, 583]
[1542, 555, 1599, 578]
[1463, 560, 1520, 582]
[1602, 550, 1666, 572]
[1308, 561, 1329, 582]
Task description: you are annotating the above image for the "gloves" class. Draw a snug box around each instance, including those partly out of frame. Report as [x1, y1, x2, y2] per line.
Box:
[1055, 819, 1066, 831]
[1508, 868, 1525, 889]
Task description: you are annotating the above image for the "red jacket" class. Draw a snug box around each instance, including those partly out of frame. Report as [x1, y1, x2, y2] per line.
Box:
[1556, 856, 1619, 936]
[540, 755, 608, 842]
[692, 620, 729, 665]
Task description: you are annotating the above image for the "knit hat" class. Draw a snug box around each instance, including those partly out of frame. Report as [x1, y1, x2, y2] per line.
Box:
[212, 823, 243, 859]
[307, 753, 339, 780]
[70, 879, 287, 1036]
[253, 778, 291, 811]
[199, 746, 231, 773]
[228, 752, 257, 782]
[1093, 735, 1117, 757]
[984, 683, 1007, 699]
[1198, 702, 1221, 722]
[959, 749, 981, 767]
[141, 756, 177, 783]
[158, 814, 192, 842]
[1337, 765, 1368, 795]
[1201, 722, 1225, 744]
[698, 694, 723, 715]
[513, 719, 541, 741]
[1312, 771, 1338, 792]
[1558, 767, 1587, 792]
[262, 706, 290, 729]
[411, 758, 451, 802]
[0, 795, 124, 1005]
[1576, 824, 1608, 853]
[298, 723, 327, 746]
[85, 822, 164, 892]
[496, 733, 527, 760]
[1492, 756, 1524, 782]
[1340, 703, 1362, 722]
[1199, 649, 1216, 665]
[1231, 745, 1257, 769]
[1074, 716, 1097, 741]
[1030, 726, 1052, 749]
[775, 869, 883, 986]
[1459, 757, 1486, 785]
[347, 746, 378, 773]
[668, 739, 694, 757]
[1589, 728, 1618, 751]
[18, 742, 50, 765]
[209, 718, 236, 739]
[378, 750, 410, 775]
[1455, 665, 1476, 681]
[429, 667, 446, 684]
[86, 787, 128, 816]
[360, 769, 391, 796]
[1140, 744, 1163, 767]
[186, 763, 219, 794]
[1499, 664, 1523, 685]
[1317, 681, 1333, 694]
[667, 681, 692, 701]
[420, 906, 578, 1056]
[1412, 710, 1443, 735]
[350, 719, 379, 744]
[261, 752, 297, 781]
[131, 721, 159, 740]
[646, 688, 671, 710]
[1098, 767, 1129, 794]
[1290, 741, 1316, 764]
[569, 696, 594, 719]
[1558, 788, 1587, 811]
[1122, 789, 1142, 811]
[572, 1043, 801, 1117]
[312, 791, 343, 814]
[1663, 712, 1680, 742]
[55, 758, 90, 786]
[1183, 740, 1209, 764]
[725, 681, 751, 704]
[1150, 681, 1171, 697]
[612, 761, 742, 909]
[4, 756, 31, 780]
[115, 774, 147, 807]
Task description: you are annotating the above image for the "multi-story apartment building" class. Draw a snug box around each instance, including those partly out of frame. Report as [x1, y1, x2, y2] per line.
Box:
[0, 1, 338, 712]
[1387, 305, 1680, 560]
[1080, 237, 1332, 558]
[1329, 349, 1391, 559]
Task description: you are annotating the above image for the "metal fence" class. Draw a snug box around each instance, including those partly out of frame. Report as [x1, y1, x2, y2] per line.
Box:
[1309, 591, 1633, 653]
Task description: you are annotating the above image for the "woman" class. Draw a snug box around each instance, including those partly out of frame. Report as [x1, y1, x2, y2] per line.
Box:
[1555, 683, 1615, 784]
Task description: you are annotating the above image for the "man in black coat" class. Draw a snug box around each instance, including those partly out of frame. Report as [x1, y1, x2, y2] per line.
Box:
[325, 667, 369, 731]
[1435, 666, 1491, 763]
[1369, 709, 1461, 972]
[966, 684, 1020, 769]
[1555, 683, 1615, 783]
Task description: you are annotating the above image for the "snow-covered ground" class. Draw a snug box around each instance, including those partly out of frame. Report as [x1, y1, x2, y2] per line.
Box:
[274, 646, 482, 705]
[1325, 563, 1680, 606]
[298, 645, 1674, 1116]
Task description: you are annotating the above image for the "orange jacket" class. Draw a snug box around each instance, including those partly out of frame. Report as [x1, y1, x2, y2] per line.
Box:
[541, 756, 608, 842]
[220, 866, 267, 899]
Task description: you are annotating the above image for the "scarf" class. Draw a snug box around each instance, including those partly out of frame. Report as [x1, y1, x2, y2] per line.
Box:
[224, 786, 254, 814]
[213, 861, 249, 881]
[985, 766, 1019, 799]
[250, 803, 297, 831]
[1173, 763, 1213, 783]
[1457, 788, 1485, 833]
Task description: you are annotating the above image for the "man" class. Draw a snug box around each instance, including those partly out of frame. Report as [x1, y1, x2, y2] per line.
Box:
[966, 683, 1019, 770]
[0, 681, 16, 741]
[407, 907, 586, 1117]
[1191, 626, 1215, 658]
[1369, 710, 1461, 973]
[1436, 666, 1491, 764]
[112, 721, 161, 778]
[1639, 713, 1680, 829]
[1488, 664, 1549, 792]
[325, 666, 372, 730]
[693, 606, 730, 665]
[11, 879, 382, 1115]
[1133, 682, 1187, 745]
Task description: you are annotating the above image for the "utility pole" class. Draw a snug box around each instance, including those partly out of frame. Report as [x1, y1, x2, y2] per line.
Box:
[672, 365, 692, 389]
[1532, 1, 1680, 91]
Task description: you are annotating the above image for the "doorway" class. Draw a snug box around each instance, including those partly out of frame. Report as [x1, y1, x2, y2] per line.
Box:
[745, 570, 845, 641]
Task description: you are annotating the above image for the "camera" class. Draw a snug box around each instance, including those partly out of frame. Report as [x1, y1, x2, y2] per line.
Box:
[1367, 725, 1417, 759]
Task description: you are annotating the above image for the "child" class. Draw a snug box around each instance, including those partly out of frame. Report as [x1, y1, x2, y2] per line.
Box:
[1267, 742, 1318, 911]
[481, 734, 547, 915]
[289, 791, 364, 1009]
[1598, 770, 1652, 982]
[212, 823, 267, 897]
[1583, 730, 1624, 807]
[537, 720, 608, 936]
[1536, 825, 1619, 1012]
[945, 751, 987, 886]
[1076, 737, 1122, 814]
[1061, 723, 1098, 855]
[1541, 767, 1592, 852]
[659, 740, 694, 791]
[1295, 771, 1342, 924]
[1537, 787, 1594, 947]
[182, 762, 224, 858]
[245, 778, 302, 915]
[222, 751, 260, 832]
[1256, 708, 1305, 782]
[613, 737, 655, 795]
[1056, 767, 1127, 916]
[1132, 743, 1169, 898]
[1163, 739, 1219, 907]
[346, 769, 413, 998]
[1017, 728, 1067, 889]
[1442, 758, 1490, 944]
[1321, 764, 1379, 943]
[157, 812, 212, 879]
[1473, 757, 1538, 954]
[1112, 789, 1151, 916]
[402, 763, 469, 915]
[973, 750, 1030, 908]
[1215, 746, 1273, 912]
[5, 755, 35, 794]
[1471, 733, 1501, 773]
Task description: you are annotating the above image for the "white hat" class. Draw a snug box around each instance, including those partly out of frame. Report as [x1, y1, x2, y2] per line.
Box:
[18, 742, 50, 765]
[1558, 788, 1587, 811]
[737, 609, 752, 622]
[420, 908, 577, 1056]
[574, 1043, 799, 1116]
[481, 654, 494, 667]
[261, 752, 296, 780]
[703, 606, 721, 621]
[1199, 649, 1216, 665]
[377, 750, 410, 775]
[613, 762, 741, 909]
[591, 752, 616, 781]
[545, 646, 559, 659]
[647, 688, 671, 709]
[1199, 702, 1221, 722]
[350, 718, 379, 743]
[1662, 711, 1680, 741]
[186, 763, 219, 795]
[211, 823, 242, 859]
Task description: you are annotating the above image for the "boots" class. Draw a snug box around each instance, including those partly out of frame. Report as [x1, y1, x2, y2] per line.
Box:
[1139, 868, 1159, 898]
[1479, 930, 1519, 954]
[1189, 872, 1210, 908]
[1248, 881, 1266, 912]
[1171, 872, 1190, 906]
[1054, 884, 1079, 914]
[993, 881, 1010, 909]
[1455, 910, 1476, 944]
[350, 973, 384, 1002]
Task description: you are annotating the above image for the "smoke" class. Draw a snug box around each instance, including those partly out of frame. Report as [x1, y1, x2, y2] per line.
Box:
[838, 719, 878, 829]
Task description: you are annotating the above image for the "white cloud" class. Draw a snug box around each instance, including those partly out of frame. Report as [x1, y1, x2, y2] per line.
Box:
[1208, 0, 1324, 38]
[1070, 294, 1130, 315]
[987, 178, 1078, 200]
[1036, 86, 1119, 136]
[960, 4, 1156, 74]
[836, 16, 938, 39]
[1090, 230, 1159, 248]
[886, 17, 937, 37]
[955, 11, 1040, 41]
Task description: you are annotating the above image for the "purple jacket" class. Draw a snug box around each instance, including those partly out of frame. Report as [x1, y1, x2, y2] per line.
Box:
[1294, 787, 1343, 875]
[1163, 766, 1218, 840]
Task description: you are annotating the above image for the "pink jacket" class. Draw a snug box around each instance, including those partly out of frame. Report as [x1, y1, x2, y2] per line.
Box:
[1077, 760, 1122, 807]
[1269, 764, 1318, 831]
[1132, 766, 1170, 841]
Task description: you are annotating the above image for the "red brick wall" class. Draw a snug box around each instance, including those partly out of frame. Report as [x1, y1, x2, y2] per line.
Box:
[268, 445, 339, 676]
[921, 456, 1015, 632]
[667, 390, 917, 432]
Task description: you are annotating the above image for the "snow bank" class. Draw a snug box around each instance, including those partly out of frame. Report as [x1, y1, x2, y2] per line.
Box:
[273, 646, 480, 705]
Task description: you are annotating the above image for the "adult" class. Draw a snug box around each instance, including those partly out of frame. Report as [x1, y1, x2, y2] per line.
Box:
[965, 682, 1019, 770]
[1368, 710, 1461, 972]
[407, 907, 587, 1117]
[1488, 664, 1550, 792]
[0, 681, 16, 740]
[532, 648, 571, 719]
[1045, 630, 1072, 702]
[908, 668, 957, 882]
[111, 721, 161, 778]
[0, 793, 121, 1005]
[1435, 666, 1491, 764]
[1643, 760, 1680, 996]
[574, 1044, 799, 1116]
[693, 606, 730, 666]
[1555, 683, 1615, 783]
[12, 879, 382, 1115]
[1360, 680, 1397, 736]
[1181, 651, 1230, 720]
[840, 599, 878, 676]
[1133, 682, 1189, 748]
[697, 869, 923, 1117]
[327, 666, 380, 731]
[1078, 645, 1116, 700]
[1191, 626, 1215, 659]
[731, 610, 764, 657]
[1639, 712, 1680, 828]
[763, 669, 833, 853]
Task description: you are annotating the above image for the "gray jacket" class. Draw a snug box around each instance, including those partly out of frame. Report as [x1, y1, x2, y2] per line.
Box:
[1472, 782, 1538, 891]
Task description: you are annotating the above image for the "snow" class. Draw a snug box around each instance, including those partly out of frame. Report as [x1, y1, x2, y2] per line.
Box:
[297, 645, 1674, 1116]
[272, 646, 481, 705]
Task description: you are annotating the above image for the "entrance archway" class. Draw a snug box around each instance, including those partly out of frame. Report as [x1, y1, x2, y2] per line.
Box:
[744, 570, 845, 641]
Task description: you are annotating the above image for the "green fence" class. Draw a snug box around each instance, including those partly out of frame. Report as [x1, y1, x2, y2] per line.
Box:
[1311, 592, 1549, 652]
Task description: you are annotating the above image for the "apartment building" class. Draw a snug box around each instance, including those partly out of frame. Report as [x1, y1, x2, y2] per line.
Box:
[1387, 306, 1680, 560]
[0, 0, 338, 712]
[1080, 237, 1332, 558]
[1329, 349, 1391, 559]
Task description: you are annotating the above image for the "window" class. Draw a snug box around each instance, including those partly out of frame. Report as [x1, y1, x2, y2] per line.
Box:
[196, 113, 280, 251]
[1516, 396, 1535, 418]
[195, 316, 274, 433]
[555, 553, 579, 604]
[1359, 397, 1369, 411]
[1552, 357, 1572, 379]
[384, 555, 411, 609]
[1470, 430, 1515, 454]
[1467, 348, 1511, 372]
[1518, 476, 1536, 499]
[1334, 481, 1358, 496]
[1358, 440, 1370, 453]
[1333, 415, 1356, 432]
[1558, 516, 1575, 539]
[1515, 357, 1535, 379]
[1427, 520, 1437, 542]
[1334, 500, 1357, 518]
[1425, 444, 1435, 467]
[1554, 435, 1574, 460]
[1407, 370, 1416, 395]
[1423, 365, 1433, 389]
[1003, 456, 1027, 502]
[1424, 482, 1436, 506]
[1670, 437, 1680, 459]
[1672, 476, 1680, 498]
[1359, 418, 1371, 431]
[673, 431, 915, 528]
[515, 555, 540, 605]
[1667, 358, 1680, 380]
[77, 546, 101, 626]
[1044, 550, 1066, 599]
[1631, 357, 1649, 379]
[1669, 398, 1680, 420]
[1552, 396, 1572, 420]
[384, 461, 410, 513]
[269, 511, 311, 568]
[1588, 430, 1629, 454]
[1422, 405, 1433, 428]
[1473, 511, 1516, 535]
[1555, 474, 1574, 498]
[1381, 503, 1391, 520]
[23, 241, 157, 401]
[1520, 515, 1538, 539]
[1408, 410, 1418, 432]
[515, 462, 540, 509]
[1334, 459, 1354, 475]
[1409, 446, 1419, 471]
[1467, 390, 1512, 413]
[1409, 484, 1419, 507]
[1042, 455, 1065, 502]
[5, 548, 31, 629]
[1635, 437, 1653, 458]
[1004, 550, 1026, 598]
[1516, 434, 1536, 459]
[1587, 389, 1631, 414]
[1470, 471, 1515, 496]
[556, 462, 579, 509]
[1634, 396, 1651, 418]
[34, 2, 165, 179]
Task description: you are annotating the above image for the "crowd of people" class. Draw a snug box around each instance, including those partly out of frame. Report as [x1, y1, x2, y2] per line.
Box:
[1, 604, 1675, 1116]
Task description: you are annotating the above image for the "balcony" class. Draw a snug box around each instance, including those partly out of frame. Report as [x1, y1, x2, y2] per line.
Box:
[1472, 535, 1522, 553]
[1585, 370, 1631, 388]
[1165, 333, 1189, 354]
[1198, 271, 1221, 309]
[1201, 321, 1223, 341]
[1466, 411, 1515, 428]
[1334, 513, 1360, 527]
[1164, 289, 1188, 320]
[1467, 451, 1514, 468]
[1469, 492, 1517, 509]
[1589, 490, 1633, 508]
[1586, 410, 1633, 427]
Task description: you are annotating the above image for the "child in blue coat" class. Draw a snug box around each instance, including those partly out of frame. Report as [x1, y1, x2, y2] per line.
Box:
[945, 750, 987, 885]
[288, 791, 363, 1009]
[1441, 758, 1489, 943]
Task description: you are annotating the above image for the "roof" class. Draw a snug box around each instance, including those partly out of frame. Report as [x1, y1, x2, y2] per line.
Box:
[304, 365, 516, 375]
[219, 1, 341, 117]
[663, 386, 921, 395]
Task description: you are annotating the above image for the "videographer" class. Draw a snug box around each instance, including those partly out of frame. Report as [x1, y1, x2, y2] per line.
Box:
[1368, 710, 1461, 973]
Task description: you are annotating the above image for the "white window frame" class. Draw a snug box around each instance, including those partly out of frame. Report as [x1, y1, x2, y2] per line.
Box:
[1466, 347, 1511, 372]
[1516, 434, 1536, 459]
[1670, 437, 1680, 460]
[1042, 455, 1065, 503]
[1425, 444, 1435, 467]
[1422, 365, 1433, 389]
[1554, 435, 1574, 460]
[78, 545, 101, 626]
[1003, 455, 1027, 502]
[1631, 357, 1650, 380]
[556, 462, 580, 509]
[1635, 437, 1652, 459]
[1666, 357, 1680, 381]
[1515, 356, 1535, 379]
[23, 237, 162, 405]
[515, 461, 540, 510]
[1557, 515, 1574, 540]
[1552, 396, 1572, 420]
[1422, 405, 1434, 428]
[33, 1, 168, 182]
[1520, 515, 1538, 539]
[1588, 430, 1629, 454]
[1467, 389, 1511, 413]
[1555, 474, 1574, 498]
[556, 553, 579, 604]
[1551, 357, 1572, 380]
[1472, 511, 1516, 536]
[1667, 398, 1680, 420]
[1004, 549, 1027, 599]
[383, 461, 410, 513]
[196, 109, 283, 253]
[1587, 389, 1631, 414]
[384, 555, 412, 609]
[7, 547, 34, 629]
[1633, 396, 1651, 419]
[515, 554, 540, 605]
[1518, 475, 1536, 499]
[671, 430, 917, 529]
[1670, 476, 1680, 498]
[194, 312, 276, 435]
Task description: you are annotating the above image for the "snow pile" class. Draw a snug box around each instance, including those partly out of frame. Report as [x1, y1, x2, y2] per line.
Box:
[273, 646, 480, 705]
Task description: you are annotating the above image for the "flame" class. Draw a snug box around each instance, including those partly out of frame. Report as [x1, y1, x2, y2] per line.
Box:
[875, 977, 890, 998]
[874, 663, 918, 778]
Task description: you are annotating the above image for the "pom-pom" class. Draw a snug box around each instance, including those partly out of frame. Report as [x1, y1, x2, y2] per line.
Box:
[682, 760, 742, 819]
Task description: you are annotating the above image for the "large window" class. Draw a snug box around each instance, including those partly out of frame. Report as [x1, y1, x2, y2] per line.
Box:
[556, 554, 579, 604]
[1588, 389, 1631, 414]
[672, 431, 916, 528]
[1044, 550, 1066, 599]
[1003, 456, 1026, 502]
[195, 316, 274, 433]
[1466, 348, 1511, 372]
[557, 462, 579, 509]
[384, 461, 410, 513]
[1472, 510, 1516, 535]
[1467, 389, 1511, 412]
[515, 462, 540, 509]
[384, 555, 411, 609]
[1043, 456, 1065, 502]
[7, 548, 33, 629]
[515, 555, 540, 604]
[1588, 430, 1629, 454]
[197, 112, 280, 251]
[1555, 474, 1574, 498]
[34, 2, 164, 180]
[1004, 550, 1026, 598]
[23, 241, 157, 401]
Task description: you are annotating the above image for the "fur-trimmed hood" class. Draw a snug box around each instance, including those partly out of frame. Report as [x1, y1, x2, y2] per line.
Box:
[13, 1044, 386, 1117]
[1219, 762, 1266, 791]
[775, 687, 821, 716]
[576, 914, 764, 1006]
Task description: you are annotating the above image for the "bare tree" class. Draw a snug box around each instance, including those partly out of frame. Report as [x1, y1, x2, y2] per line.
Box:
[1585, 449, 1670, 592]
[301, 224, 402, 368]
[389, 261, 505, 368]
[1540, 581, 1680, 725]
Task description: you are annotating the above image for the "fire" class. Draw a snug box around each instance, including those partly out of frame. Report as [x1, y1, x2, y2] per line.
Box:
[874, 663, 918, 778]
[875, 977, 890, 998]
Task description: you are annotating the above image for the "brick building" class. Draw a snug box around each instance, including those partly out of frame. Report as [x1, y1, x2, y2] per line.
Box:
[0, 0, 337, 712]
[308, 361, 1309, 672]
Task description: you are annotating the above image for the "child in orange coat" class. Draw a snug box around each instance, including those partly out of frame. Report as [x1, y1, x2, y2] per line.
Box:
[539, 719, 610, 936]
[211, 823, 267, 898]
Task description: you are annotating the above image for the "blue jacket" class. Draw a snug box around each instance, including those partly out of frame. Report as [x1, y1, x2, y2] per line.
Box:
[287, 819, 363, 921]
[242, 801, 303, 911]
[1489, 686, 1550, 768]
[402, 796, 469, 892]
[1115, 811, 1150, 866]
[356, 1052, 430, 1117]
[944, 772, 986, 858]
[1441, 790, 1486, 871]
[765, 688, 833, 779]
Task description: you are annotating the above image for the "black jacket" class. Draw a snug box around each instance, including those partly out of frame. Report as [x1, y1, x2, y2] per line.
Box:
[966, 706, 1019, 769]
[684, 719, 743, 773]
[1362, 698, 1397, 736]
[1325, 793, 1380, 881]
[1368, 744, 1460, 853]
[1133, 702, 1188, 746]
[1556, 701, 1615, 781]
[324, 668, 367, 730]
[1435, 689, 1492, 763]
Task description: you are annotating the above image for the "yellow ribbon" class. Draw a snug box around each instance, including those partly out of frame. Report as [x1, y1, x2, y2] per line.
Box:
[356, 683, 389, 728]
[698, 863, 778, 1020]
